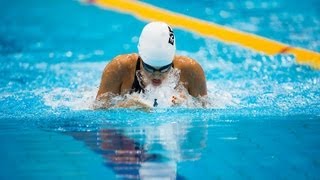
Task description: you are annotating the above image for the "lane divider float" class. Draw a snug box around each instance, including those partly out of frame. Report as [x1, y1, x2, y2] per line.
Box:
[87, 0, 320, 69]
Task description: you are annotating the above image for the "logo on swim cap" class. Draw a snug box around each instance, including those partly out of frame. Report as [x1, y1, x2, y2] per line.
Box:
[168, 26, 174, 45]
[138, 22, 176, 68]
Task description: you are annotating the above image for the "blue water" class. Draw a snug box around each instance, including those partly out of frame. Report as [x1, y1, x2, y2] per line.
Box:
[1, 0, 320, 179]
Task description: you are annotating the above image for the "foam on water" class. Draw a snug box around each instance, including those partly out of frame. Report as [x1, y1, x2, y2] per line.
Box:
[42, 67, 236, 110]
[38, 40, 319, 113]
[42, 87, 97, 110]
[1, 34, 318, 115]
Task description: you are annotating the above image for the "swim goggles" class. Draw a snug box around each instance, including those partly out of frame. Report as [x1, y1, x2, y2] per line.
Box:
[142, 61, 172, 73]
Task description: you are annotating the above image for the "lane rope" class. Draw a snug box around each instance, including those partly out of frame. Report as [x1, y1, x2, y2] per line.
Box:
[88, 0, 320, 69]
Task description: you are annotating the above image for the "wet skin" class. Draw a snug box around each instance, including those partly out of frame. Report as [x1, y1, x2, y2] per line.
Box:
[96, 53, 207, 107]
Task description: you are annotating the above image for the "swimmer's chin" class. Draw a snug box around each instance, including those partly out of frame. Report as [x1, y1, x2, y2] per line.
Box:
[151, 79, 162, 86]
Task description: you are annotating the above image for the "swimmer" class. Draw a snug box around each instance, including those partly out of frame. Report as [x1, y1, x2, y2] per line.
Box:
[96, 21, 207, 108]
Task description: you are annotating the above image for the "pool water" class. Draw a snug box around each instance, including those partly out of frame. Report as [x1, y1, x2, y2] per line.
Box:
[0, 0, 319, 179]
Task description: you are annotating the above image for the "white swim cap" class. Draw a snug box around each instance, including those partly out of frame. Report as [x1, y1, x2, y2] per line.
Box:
[138, 22, 176, 67]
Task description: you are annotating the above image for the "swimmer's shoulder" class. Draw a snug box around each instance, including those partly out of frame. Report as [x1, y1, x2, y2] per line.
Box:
[173, 55, 202, 70]
[110, 53, 139, 66]
[106, 53, 139, 71]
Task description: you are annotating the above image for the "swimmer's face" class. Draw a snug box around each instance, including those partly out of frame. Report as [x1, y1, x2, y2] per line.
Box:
[141, 61, 171, 86]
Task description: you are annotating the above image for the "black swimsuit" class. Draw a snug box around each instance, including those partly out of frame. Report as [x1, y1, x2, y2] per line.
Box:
[131, 57, 145, 93]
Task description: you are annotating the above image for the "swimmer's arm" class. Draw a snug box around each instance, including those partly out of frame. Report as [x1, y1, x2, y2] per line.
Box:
[171, 60, 207, 107]
[95, 59, 122, 107]
[96, 93, 152, 110]
[95, 57, 151, 110]
[95, 93, 152, 110]
[115, 98, 152, 111]
[187, 60, 208, 97]
[187, 60, 208, 107]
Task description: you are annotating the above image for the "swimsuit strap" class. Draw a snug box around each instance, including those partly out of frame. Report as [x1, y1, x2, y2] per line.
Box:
[131, 56, 145, 93]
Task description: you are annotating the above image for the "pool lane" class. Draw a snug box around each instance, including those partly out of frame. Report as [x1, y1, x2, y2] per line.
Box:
[87, 0, 320, 69]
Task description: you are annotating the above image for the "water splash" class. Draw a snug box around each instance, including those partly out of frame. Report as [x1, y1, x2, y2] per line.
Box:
[42, 87, 97, 110]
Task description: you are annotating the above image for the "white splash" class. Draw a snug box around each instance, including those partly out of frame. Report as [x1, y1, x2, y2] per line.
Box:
[40, 67, 237, 110]
[139, 68, 187, 108]
[42, 87, 97, 110]
[95, 68, 237, 109]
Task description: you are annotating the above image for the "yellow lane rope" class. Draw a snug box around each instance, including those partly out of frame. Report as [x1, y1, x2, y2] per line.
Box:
[91, 0, 320, 69]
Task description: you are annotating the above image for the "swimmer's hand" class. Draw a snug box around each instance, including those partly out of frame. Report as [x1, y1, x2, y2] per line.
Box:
[115, 99, 152, 111]
[171, 94, 208, 107]
[93, 93, 151, 111]
[171, 94, 187, 106]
